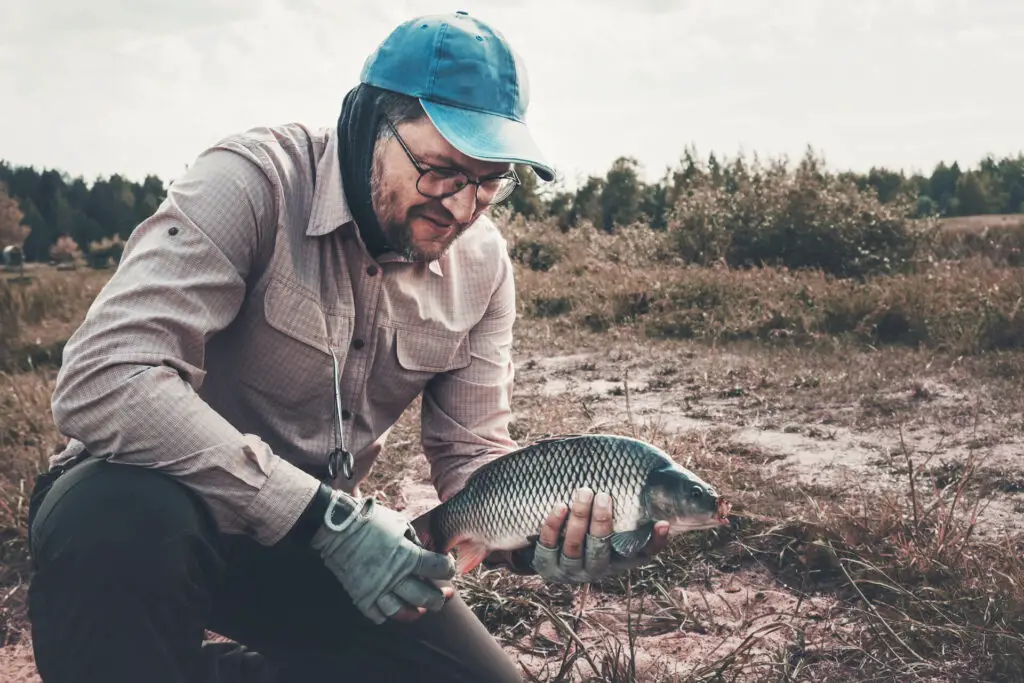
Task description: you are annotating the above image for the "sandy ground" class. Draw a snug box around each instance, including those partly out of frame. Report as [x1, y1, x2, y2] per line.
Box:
[3, 338, 1021, 680]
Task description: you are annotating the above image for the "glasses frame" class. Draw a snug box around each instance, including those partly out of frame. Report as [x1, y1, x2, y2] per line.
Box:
[386, 118, 521, 206]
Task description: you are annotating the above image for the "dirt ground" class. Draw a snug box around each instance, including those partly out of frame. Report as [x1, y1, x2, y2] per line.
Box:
[3, 332, 1022, 681]
[494, 337, 1023, 680]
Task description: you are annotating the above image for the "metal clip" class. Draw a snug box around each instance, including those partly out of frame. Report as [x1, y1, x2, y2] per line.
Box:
[327, 447, 354, 480]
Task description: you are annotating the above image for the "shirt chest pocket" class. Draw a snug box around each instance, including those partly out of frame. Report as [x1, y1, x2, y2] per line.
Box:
[237, 279, 352, 414]
[378, 326, 472, 398]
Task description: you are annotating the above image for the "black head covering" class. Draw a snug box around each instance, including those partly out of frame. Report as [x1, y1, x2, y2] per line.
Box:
[336, 83, 395, 257]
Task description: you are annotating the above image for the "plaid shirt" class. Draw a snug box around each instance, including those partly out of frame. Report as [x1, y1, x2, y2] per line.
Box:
[49, 122, 518, 545]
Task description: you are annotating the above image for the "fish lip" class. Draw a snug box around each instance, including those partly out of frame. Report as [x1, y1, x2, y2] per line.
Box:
[669, 517, 729, 532]
[716, 498, 732, 521]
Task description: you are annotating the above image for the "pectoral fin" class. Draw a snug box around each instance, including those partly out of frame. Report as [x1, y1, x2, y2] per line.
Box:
[610, 523, 654, 558]
[452, 539, 491, 574]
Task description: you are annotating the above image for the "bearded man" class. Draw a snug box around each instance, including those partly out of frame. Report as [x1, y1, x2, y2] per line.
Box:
[26, 10, 669, 683]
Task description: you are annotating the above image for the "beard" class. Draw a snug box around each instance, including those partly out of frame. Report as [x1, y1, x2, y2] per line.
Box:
[369, 144, 472, 263]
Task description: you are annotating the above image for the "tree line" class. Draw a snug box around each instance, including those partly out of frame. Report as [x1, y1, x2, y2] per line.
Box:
[509, 148, 1024, 233]
[2, 149, 1023, 263]
[0, 161, 164, 263]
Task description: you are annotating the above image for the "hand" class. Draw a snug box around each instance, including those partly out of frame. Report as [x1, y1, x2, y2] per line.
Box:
[311, 491, 457, 625]
[530, 487, 670, 584]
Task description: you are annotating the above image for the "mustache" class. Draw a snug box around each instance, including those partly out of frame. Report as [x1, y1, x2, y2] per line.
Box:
[413, 204, 459, 226]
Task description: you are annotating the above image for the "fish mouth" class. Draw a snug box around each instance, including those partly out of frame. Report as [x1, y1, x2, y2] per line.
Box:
[717, 497, 732, 523]
[668, 498, 732, 533]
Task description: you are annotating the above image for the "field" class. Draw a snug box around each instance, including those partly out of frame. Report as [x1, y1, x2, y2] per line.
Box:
[3, 214, 1024, 682]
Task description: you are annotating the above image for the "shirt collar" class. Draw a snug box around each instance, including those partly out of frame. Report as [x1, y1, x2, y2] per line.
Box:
[306, 132, 443, 278]
[306, 129, 354, 238]
[376, 251, 445, 277]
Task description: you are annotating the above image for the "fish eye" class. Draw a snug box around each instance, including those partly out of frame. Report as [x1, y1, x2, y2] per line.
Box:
[690, 487, 703, 499]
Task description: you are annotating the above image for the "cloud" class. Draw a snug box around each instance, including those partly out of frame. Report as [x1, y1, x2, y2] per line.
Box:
[0, 0, 1021, 187]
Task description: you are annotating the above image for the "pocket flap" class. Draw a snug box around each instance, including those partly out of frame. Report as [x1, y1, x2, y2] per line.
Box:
[395, 328, 471, 373]
[263, 279, 332, 354]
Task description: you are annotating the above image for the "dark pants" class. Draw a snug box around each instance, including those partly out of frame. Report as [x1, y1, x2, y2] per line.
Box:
[26, 457, 522, 683]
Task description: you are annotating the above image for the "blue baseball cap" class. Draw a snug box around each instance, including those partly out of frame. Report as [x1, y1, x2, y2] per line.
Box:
[360, 10, 555, 182]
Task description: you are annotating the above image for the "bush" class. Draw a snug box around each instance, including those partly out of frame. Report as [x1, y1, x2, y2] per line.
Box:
[0, 279, 18, 365]
[510, 239, 562, 272]
[87, 235, 125, 270]
[666, 151, 934, 279]
[49, 235, 82, 267]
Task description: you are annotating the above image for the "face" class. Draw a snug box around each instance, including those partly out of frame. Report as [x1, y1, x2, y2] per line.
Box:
[370, 117, 512, 263]
[643, 466, 730, 533]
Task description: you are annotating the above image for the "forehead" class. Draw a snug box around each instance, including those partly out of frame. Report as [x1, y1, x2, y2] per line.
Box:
[395, 117, 511, 177]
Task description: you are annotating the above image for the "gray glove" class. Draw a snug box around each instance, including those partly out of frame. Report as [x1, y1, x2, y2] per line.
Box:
[530, 532, 651, 584]
[486, 532, 652, 584]
[310, 490, 456, 624]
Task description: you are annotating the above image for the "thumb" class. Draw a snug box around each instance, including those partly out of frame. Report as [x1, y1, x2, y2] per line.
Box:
[414, 547, 457, 580]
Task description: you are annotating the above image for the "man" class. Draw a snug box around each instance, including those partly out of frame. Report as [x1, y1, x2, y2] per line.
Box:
[26, 10, 669, 683]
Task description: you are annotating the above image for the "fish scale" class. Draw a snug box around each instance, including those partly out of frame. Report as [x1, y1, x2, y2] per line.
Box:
[429, 434, 708, 572]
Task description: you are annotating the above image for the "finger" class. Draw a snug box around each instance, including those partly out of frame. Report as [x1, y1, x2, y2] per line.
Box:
[375, 593, 408, 620]
[389, 610, 425, 626]
[561, 488, 594, 560]
[364, 605, 387, 625]
[375, 592, 428, 623]
[584, 532, 611, 578]
[557, 552, 589, 584]
[414, 548, 458, 580]
[392, 576, 447, 612]
[538, 502, 569, 549]
[589, 491, 614, 539]
[530, 541, 563, 580]
[389, 605, 427, 623]
[643, 520, 671, 556]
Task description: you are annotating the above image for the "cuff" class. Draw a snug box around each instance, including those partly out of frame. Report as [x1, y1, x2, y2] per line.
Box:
[241, 454, 322, 545]
[281, 481, 334, 546]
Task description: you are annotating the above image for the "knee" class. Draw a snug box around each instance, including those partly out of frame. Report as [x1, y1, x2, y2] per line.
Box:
[30, 458, 220, 579]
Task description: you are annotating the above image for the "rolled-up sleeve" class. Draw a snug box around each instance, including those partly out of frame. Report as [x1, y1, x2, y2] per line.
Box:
[420, 240, 519, 502]
[50, 148, 321, 545]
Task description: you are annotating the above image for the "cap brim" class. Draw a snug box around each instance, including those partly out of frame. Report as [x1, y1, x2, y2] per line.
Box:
[420, 100, 555, 182]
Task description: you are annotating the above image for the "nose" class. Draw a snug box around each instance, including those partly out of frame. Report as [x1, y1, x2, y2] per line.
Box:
[440, 184, 478, 224]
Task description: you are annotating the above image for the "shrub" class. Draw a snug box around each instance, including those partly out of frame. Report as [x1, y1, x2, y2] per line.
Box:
[666, 151, 934, 279]
[510, 239, 562, 272]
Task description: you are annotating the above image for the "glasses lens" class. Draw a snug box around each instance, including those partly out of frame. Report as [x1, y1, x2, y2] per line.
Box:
[481, 177, 517, 205]
[416, 171, 518, 205]
[418, 169, 467, 199]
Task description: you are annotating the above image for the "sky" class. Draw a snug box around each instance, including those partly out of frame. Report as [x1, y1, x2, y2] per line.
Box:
[1, 0, 1022, 191]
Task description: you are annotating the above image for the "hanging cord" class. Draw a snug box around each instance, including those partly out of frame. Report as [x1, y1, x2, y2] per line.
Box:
[321, 302, 354, 481]
[328, 346, 355, 480]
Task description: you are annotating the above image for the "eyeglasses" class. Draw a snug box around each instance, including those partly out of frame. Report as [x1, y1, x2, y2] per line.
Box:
[386, 118, 520, 206]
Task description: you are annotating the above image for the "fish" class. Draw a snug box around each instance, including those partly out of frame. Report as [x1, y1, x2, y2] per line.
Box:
[426, 433, 731, 575]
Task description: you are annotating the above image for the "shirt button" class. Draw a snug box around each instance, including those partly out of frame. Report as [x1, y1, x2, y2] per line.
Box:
[352, 338, 365, 350]
[341, 409, 352, 420]
[366, 265, 379, 276]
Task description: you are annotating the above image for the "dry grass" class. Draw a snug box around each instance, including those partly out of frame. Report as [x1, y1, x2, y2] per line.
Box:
[938, 213, 1024, 232]
[0, 368, 60, 647]
[933, 214, 1024, 267]
[440, 392, 1024, 681]
[3, 226, 1024, 681]
[507, 218, 1024, 355]
[1, 265, 110, 371]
